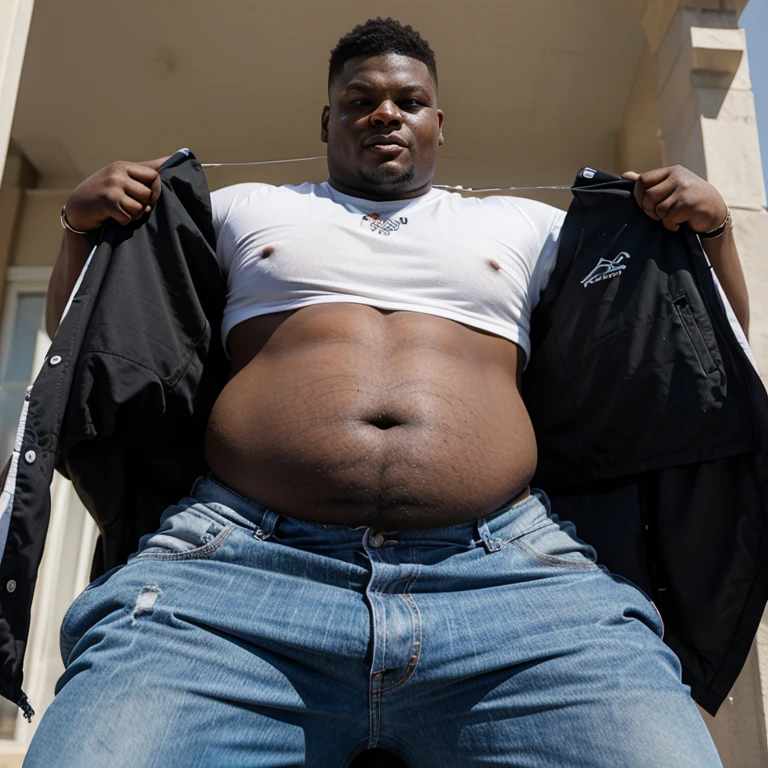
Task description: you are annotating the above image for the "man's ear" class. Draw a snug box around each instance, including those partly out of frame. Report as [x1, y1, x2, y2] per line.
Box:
[438, 109, 445, 146]
[320, 106, 330, 144]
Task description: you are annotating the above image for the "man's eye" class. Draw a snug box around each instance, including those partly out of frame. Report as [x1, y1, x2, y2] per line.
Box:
[350, 99, 373, 107]
[399, 99, 424, 109]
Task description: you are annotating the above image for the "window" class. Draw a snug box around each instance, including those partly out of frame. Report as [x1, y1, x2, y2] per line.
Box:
[0, 290, 47, 459]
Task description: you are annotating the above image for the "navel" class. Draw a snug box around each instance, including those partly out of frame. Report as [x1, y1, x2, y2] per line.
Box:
[364, 413, 403, 430]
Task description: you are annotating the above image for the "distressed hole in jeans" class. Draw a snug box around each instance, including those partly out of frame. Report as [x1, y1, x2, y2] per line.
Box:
[133, 585, 162, 617]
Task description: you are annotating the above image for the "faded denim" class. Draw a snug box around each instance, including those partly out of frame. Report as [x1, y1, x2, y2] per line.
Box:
[24, 476, 722, 767]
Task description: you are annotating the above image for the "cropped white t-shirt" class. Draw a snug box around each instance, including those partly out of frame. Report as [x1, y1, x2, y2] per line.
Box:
[211, 181, 566, 363]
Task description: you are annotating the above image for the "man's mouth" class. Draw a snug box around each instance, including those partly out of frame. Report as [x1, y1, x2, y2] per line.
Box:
[364, 135, 407, 154]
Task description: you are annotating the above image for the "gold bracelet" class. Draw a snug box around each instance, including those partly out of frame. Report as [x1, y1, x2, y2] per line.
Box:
[60, 206, 89, 236]
[699, 206, 733, 239]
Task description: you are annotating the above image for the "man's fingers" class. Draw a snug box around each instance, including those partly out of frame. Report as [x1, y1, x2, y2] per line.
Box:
[642, 177, 678, 220]
[657, 197, 683, 231]
[123, 178, 153, 206]
[113, 201, 135, 226]
[125, 158, 166, 211]
[637, 166, 674, 189]
[125, 163, 160, 184]
[622, 172, 642, 209]
[629, 175, 650, 212]
[140, 155, 171, 170]
[147, 171, 163, 208]
[119, 195, 145, 221]
[122, 180, 153, 220]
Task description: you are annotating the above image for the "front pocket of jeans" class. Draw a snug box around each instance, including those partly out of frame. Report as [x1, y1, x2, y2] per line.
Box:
[513, 521, 598, 569]
[60, 564, 125, 665]
[135, 523, 235, 561]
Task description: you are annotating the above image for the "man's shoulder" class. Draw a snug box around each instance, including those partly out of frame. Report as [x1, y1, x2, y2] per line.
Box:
[454, 194, 566, 236]
[475, 194, 564, 218]
[210, 182, 325, 227]
[210, 181, 320, 202]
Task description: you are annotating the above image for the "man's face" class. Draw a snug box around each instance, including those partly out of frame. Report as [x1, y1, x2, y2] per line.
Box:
[321, 53, 444, 201]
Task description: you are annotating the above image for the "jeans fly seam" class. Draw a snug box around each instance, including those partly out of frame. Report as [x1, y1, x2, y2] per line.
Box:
[371, 591, 388, 698]
[367, 577, 387, 750]
[377, 569, 422, 694]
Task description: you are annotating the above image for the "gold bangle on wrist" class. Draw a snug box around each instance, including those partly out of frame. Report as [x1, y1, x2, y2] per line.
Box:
[60, 206, 89, 236]
[699, 206, 733, 239]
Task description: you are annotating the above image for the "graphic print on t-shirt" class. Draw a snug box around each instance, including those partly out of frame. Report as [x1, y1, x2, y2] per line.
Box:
[361, 213, 409, 236]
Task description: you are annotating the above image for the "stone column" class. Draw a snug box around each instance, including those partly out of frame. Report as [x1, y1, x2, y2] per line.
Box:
[0, 0, 35, 184]
[655, 7, 768, 766]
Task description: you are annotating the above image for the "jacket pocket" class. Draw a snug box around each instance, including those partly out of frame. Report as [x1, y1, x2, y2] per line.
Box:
[672, 291, 717, 375]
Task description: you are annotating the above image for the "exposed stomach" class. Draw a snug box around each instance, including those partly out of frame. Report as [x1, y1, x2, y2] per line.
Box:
[204, 303, 537, 529]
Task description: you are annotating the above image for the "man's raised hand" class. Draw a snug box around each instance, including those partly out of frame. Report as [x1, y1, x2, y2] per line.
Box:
[622, 166, 728, 235]
[63, 156, 170, 233]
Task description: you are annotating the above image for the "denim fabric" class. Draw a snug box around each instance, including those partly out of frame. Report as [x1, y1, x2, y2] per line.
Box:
[24, 477, 722, 767]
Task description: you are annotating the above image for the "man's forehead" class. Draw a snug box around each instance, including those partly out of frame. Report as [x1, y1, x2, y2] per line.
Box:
[333, 54, 435, 92]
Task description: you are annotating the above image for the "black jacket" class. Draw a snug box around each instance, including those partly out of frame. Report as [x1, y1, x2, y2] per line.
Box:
[0, 152, 764, 718]
[523, 168, 768, 715]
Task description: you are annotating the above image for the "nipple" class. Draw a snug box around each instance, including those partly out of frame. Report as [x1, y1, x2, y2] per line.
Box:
[263, 246, 275, 258]
[489, 260, 502, 271]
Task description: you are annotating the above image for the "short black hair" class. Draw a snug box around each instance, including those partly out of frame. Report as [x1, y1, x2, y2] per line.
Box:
[328, 18, 438, 90]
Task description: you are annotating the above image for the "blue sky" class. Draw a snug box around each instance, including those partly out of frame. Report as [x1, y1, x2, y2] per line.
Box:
[742, 1, 767, 203]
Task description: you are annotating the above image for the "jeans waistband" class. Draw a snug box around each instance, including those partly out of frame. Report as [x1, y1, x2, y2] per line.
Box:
[190, 474, 552, 550]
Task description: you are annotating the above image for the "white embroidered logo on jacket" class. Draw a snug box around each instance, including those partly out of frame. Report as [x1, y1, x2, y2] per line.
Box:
[580, 252, 631, 288]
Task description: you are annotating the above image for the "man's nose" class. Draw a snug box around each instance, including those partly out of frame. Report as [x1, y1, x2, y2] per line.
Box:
[369, 100, 403, 127]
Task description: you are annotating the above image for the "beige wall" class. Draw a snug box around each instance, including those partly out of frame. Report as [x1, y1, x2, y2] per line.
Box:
[0, 0, 34, 184]
[10, 189, 65, 268]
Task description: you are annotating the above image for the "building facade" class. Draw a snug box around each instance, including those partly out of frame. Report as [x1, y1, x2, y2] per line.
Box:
[0, 0, 766, 764]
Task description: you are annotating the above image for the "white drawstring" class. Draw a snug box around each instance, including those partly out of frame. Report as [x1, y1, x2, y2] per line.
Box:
[201, 156, 327, 168]
[199, 155, 572, 193]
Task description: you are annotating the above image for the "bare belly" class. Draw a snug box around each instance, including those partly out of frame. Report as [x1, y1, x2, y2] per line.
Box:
[204, 303, 537, 529]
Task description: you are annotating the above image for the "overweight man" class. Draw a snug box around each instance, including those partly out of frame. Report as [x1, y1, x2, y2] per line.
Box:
[25, 17, 743, 768]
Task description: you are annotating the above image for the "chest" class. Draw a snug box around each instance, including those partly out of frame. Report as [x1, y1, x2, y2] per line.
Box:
[216, 195, 540, 311]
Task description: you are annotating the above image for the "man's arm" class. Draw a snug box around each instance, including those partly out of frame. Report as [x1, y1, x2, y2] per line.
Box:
[699, 232, 748, 338]
[623, 166, 749, 338]
[46, 156, 168, 339]
[46, 231, 92, 340]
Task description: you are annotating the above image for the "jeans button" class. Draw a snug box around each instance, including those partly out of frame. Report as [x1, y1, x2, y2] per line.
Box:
[370, 532, 385, 548]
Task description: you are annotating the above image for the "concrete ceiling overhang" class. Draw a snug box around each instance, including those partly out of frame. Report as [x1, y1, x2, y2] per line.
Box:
[11, 0, 647, 193]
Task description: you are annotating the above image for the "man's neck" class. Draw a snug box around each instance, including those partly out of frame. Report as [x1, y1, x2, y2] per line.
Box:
[326, 177, 433, 202]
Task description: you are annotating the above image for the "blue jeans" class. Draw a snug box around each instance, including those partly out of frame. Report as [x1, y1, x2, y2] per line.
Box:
[24, 477, 722, 767]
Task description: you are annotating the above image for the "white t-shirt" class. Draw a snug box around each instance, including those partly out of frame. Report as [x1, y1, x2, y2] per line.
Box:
[211, 181, 566, 363]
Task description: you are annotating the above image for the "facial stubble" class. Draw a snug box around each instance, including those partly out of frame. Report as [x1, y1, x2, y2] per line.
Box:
[358, 165, 416, 188]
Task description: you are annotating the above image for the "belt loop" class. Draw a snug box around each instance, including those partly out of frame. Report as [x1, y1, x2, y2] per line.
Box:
[476, 517, 503, 553]
[258, 510, 280, 540]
